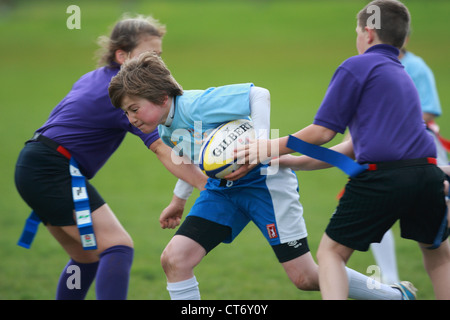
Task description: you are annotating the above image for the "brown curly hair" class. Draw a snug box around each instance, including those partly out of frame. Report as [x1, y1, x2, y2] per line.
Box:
[96, 14, 166, 67]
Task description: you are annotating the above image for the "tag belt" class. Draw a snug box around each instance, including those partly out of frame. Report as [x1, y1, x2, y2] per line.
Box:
[27, 133, 72, 159]
[18, 133, 97, 250]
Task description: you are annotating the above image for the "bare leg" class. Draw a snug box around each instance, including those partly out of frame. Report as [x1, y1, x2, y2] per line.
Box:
[316, 233, 354, 300]
[419, 240, 450, 299]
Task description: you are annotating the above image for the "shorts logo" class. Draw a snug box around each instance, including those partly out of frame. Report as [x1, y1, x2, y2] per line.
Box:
[287, 240, 302, 249]
[266, 223, 278, 239]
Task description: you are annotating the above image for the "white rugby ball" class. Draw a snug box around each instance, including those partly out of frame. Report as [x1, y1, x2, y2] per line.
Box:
[199, 119, 255, 179]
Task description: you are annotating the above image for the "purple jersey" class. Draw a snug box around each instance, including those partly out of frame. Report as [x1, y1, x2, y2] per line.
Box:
[36, 65, 159, 179]
[314, 44, 436, 163]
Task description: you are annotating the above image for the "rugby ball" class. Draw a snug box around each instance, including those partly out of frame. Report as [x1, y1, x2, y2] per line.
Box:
[199, 119, 255, 179]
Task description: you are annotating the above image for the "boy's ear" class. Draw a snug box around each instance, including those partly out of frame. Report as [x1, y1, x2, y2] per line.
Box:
[162, 94, 169, 106]
[115, 50, 128, 65]
[365, 26, 377, 44]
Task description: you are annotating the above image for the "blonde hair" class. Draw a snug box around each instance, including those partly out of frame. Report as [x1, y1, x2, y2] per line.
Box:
[109, 51, 183, 109]
[96, 14, 166, 67]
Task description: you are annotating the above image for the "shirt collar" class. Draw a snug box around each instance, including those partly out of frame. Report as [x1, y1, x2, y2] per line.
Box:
[365, 44, 400, 57]
[164, 96, 176, 127]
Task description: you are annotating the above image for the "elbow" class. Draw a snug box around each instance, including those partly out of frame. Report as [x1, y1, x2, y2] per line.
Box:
[310, 124, 337, 145]
[322, 128, 337, 143]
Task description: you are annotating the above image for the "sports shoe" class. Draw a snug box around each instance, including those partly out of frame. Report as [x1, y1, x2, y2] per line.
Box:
[391, 281, 418, 300]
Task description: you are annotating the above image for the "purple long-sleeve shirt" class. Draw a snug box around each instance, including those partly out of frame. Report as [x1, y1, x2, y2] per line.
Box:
[36, 65, 159, 179]
[314, 44, 436, 163]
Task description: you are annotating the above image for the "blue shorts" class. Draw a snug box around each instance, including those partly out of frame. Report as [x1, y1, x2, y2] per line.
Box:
[187, 165, 308, 246]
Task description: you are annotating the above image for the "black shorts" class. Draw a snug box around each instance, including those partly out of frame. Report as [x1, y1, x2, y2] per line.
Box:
[15, 142, 105, 226]
[176, 216, 310, 263]
[326, 159, 448, 251]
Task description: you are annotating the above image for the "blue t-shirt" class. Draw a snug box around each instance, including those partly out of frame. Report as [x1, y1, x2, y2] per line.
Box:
[314, 44, 436, 163]
[36, 65, 159, 179]
[158, 83, 253, 164]
[401, 51, 442, 116]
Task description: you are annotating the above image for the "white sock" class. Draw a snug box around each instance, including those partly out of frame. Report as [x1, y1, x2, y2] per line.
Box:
[346, 267, 402, 300]
[371, 229, 400, 284]
[167, 276, 201, 300]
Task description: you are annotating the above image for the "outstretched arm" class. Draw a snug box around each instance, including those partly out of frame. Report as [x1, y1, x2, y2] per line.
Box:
[277, 138, 354, 171]
[228, 124, 338, 180]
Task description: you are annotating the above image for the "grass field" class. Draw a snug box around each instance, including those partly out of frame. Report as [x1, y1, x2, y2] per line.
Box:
[1, 0, 449, 300]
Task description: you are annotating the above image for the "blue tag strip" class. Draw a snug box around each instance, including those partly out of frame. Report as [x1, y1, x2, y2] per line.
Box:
[70, 158, 97, 250]
[17, 211, 41, 249]
[427, 206, 448, 250]
[286, 135, 368, 178]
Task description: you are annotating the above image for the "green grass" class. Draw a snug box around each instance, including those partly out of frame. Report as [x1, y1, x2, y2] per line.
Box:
[1, 0, 449, 300]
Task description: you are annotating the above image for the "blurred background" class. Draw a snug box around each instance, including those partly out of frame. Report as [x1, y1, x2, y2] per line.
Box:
[1, 0, 449, 299]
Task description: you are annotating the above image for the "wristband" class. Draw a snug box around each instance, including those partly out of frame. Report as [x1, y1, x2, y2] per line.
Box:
[173, 179, 194, 200]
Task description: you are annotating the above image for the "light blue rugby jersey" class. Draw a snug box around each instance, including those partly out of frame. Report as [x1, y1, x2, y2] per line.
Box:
[158, 83, 253, 164]
[401, 51, 442, 116]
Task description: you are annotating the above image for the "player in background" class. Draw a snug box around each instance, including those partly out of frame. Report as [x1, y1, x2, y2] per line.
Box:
[232, 0, 450, 299]
[400, 33, 449, 166]
[14, 15, 206, 300]
[370, 30, 449, 285]
[109, 51, 413, 300]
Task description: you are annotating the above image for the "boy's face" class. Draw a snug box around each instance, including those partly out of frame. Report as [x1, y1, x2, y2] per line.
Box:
[121, 95, 168, 134]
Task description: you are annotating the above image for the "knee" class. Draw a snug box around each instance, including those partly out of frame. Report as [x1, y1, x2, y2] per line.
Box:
[160, 243, 184, 274]
[316, 235, 348, 264]
[316, 247, 325, 264]
[316, 240, 331, 263]
[160, 246, 172, 273]
[120, 233, 134, 249]
[99, 232, 134, 253]
[292, 272, 319, 291]
[161, 236, 206, 278]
